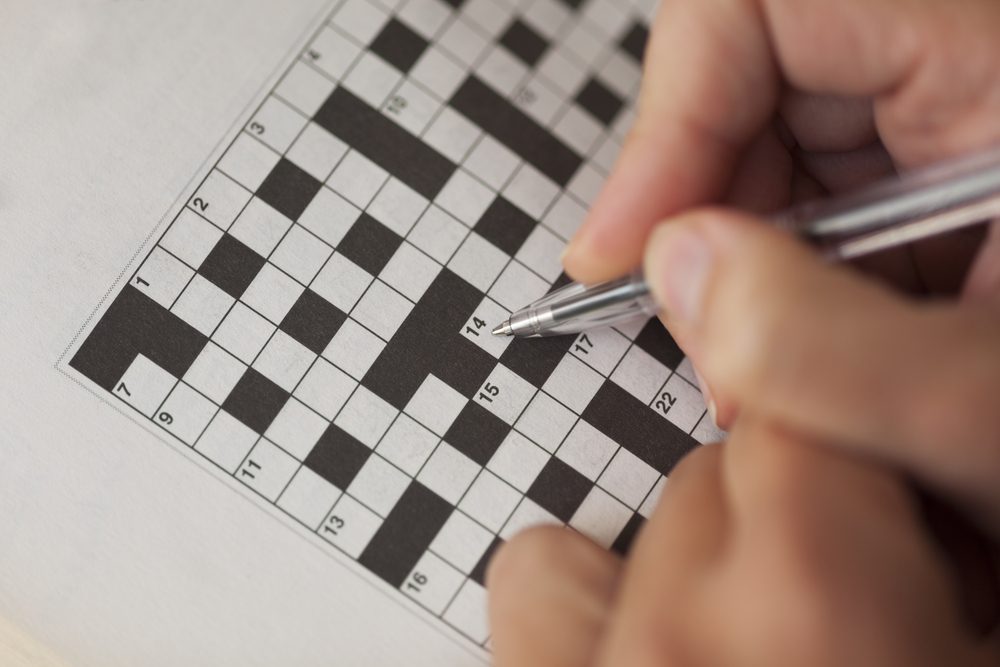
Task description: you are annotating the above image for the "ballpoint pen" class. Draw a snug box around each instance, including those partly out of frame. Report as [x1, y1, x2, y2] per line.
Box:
[492, 145, 1000, 338]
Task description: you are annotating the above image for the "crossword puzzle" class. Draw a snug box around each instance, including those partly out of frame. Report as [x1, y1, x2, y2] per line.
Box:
[67, 0, 723, 648]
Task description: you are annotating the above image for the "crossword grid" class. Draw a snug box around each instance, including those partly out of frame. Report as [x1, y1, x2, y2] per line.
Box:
[67, 0, 723, 647]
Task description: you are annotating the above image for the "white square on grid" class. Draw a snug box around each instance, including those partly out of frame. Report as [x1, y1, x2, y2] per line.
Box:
[171, 275, 235, 336]
[134, 247, 193, 310]
[398, 0, 451, 39]
[500, 498, 561, 540]
[343, 52, 402, 109]
[382, 79, 440, 136]
[488, 261, 550, 312]
[569, 487, 632, 549]
[476, 46, 528, 97]
[613, 106, 636, 140]
[278, 467, 342, 530]
[657, 373, 708, 434]
[694, 416, 726, 445]
[376, 414, 439, 476]
[461, 0, 508, 36]
[248, 95, 308, 153]
[184, 343, 247, 405]
[443, 580, 490, 644]
[403, 552, 465, 615]
[422, 107, 481, 164]
[308, 25, 363, 81]
[435, 169, 495, 227]
[367, 178, 428, 236]
[418, 443, 480, 504]
[405, 375, 466, 437]
[218, 133, 280, 192]
[515, 391, 577, 453]
[639, 476, 667, 519]
[275, 61, 336, 117]
[311, 253, 373, 313]
[568, 163, 606, 208]
[543, 356, 605, 414]
[327, 151, 389, 209]
[211, 302, 275, 364]
[543, 193, 587, 241]
[286, 122, 349, 182]
[476, 364, 537, 425]
[461, 297, 512, 359]
[323, 319, 386, 380]
[252, 331, 316, 393]
[161, 209, 223, 269]
[515, 225, 565, 282]
[562, 21, 606, 67]
[269, 225, 333, 285]
[553, 105, 604, 156]
[610, 346, 669, 405]
[188, 170, 252, 232]
[438, 15, 489, 64]
[583, 0, 631, 38]
[537, 48, 588, 96]
[487, 431, 549, 493]
[570, 328, 629, 376]
[298, 187, 361, 248]
[430, 511, 493, 574]
[459, 471, 521, 533]
[229, 198, 292, 258]
[593, 134, 622, 174]
[158, 382, 218, 445]
[411, 46, 467, 101]
[347, 455, 409, 517]
[516, 76, 564, 127]
[320, 495, 383, 558]
[334, 386, 398, 448]
[264, 397, 328, 461]
[116, 355, 176, 418]
[504, 164, 560, 220]
[557, 420, 618, 481]
[332, 0, 389, 45]
[238, 439, 299, 502]
[380, 242, 440, 303]
[615, 316, 648, 340]
[195, 411, 258, 474]
[294, 358, 357, 420]
[407, 205, 467, 264]
[600, 52, 642, 99]
[675, 356, 699, 388]
[599, 447, 659, 510]
[447, 233, 508, 292]
[463, 135, 520, 190]
[352, 280, 413, 341]
[240, 263, 304, 325]
[522, 0, 570, 39]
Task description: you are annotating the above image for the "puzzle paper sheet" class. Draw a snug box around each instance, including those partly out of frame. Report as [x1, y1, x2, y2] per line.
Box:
[64, 0, 721, 649]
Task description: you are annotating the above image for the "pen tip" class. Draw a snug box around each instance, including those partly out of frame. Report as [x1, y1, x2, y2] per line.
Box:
[492, 321, 513, 337]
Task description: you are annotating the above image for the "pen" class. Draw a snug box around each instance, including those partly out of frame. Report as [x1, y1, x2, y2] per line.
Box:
[493, 145, 1000, 338]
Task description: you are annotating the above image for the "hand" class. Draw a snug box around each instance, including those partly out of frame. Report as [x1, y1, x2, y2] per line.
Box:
[488, 422, 1000, 666]
[563, 0, 1000, 535]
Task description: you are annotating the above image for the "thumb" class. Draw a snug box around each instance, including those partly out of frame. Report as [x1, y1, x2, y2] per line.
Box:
[643, 210, 1000, 533]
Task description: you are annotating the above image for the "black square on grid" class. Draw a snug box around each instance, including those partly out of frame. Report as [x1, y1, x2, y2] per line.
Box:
[474, 197, 536, 256]
[199, 234, 267, 299]
[256, 158, 323, 222]
[370, 18, 429, 73]
[222, 368, 289, 434]
[556, 0, 584, 9]
[336, 214, 403, 276]
[500, 335, 573, 388]
[576, 77, 625, 126]
[440, 0, 465, 7]
[444, 402, 510, 466]
[612, 514, 645, 556]
[527, 458, 592, 522]
[499, 19, 549, 66]
[620, 22, 650, 63]
[280, 289, 347, 355]
[305, 424, 372, 490]
[470, 536, 504, 586]
[634, 320, 684, 370]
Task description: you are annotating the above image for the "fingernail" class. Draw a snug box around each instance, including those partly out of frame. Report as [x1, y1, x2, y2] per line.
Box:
[644, 225, 713, 327]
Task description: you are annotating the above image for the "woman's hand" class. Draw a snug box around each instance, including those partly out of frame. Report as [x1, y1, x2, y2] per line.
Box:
[489, 422, 1000, 666]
